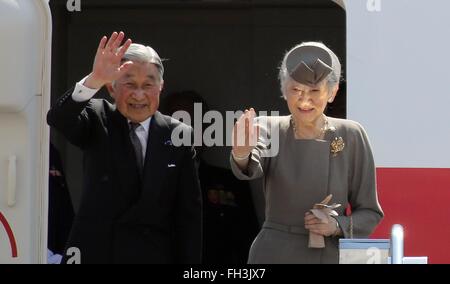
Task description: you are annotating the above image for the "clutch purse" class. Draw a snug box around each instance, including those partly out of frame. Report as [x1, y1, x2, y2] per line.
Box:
[308, 194, 341, 248]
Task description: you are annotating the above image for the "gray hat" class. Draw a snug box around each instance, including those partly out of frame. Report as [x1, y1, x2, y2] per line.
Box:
[286, 44, 333, 87]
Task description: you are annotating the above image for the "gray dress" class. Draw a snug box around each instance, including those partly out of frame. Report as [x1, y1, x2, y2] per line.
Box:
[230, 116, 384, 264]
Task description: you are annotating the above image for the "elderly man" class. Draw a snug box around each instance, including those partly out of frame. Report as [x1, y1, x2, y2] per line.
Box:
[47, 32, 202, 264]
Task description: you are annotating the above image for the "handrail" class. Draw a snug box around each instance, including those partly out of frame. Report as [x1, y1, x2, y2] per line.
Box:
[391, 224, 404, 264]
[7, 155, 17, 207]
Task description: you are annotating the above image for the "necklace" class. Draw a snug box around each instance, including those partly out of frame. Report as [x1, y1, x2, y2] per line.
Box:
[291, 115, 329, 139]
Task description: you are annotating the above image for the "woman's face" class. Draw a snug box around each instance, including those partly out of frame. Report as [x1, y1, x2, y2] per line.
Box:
[285, 78, 337, 126]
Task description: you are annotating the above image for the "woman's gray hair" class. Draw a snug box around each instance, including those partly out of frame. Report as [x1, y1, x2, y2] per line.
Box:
[279, 42, 341, 98]
[121, 43, 164, 81]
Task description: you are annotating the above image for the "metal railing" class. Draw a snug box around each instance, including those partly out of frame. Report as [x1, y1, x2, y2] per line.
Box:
[390, 224, 404, 264]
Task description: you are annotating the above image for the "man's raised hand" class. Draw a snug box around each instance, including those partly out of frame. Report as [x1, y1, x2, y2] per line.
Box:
[84, 31, 133, 89]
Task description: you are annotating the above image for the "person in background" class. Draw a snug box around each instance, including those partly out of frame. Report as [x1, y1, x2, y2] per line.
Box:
[163, 90, 259, 264]
[47, 143, 74, 264]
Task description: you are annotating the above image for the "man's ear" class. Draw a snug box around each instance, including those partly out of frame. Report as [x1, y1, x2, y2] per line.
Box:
[159, 80, 164, 92]
[105, 83, 116, 99]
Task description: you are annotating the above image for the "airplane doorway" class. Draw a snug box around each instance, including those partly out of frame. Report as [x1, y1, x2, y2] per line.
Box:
[50, 0, 346, 209]
[48, 0, 345, 263]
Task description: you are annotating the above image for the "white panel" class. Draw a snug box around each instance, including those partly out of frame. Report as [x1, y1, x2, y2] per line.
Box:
[345, 0, 450, 168]
[0, 110, 34, 263]
[0, 0, 40, 112]
[0, 0, 51, 264]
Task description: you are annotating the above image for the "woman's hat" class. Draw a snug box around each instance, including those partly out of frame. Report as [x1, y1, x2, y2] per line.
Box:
[286, 44, 333, 87]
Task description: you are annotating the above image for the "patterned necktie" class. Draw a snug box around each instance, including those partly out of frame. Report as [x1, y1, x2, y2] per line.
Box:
[129, 122, 144, 172]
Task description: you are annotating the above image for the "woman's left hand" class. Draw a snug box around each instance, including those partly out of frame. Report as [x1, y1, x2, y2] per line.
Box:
[304, 212, 339, 237]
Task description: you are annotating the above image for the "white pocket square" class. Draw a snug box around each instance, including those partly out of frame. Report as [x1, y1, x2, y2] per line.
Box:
[168, 164, 176, 168]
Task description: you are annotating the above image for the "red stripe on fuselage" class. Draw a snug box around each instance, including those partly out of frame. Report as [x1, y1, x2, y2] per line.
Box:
[372, 168, 450, 264]
[0, 211, 18, 258]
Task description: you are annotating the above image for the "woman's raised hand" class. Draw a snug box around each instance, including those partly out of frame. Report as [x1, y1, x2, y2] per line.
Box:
[232, 108, 259, 160]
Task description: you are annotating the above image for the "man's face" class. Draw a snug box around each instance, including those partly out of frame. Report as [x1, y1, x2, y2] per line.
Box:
[108, 62, 163, 123]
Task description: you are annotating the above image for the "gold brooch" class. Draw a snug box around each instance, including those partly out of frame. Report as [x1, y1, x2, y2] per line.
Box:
[330, 137, 345, 157]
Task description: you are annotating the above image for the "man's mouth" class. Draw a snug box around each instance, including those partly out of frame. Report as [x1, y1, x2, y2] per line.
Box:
[129, 103, 147, 110]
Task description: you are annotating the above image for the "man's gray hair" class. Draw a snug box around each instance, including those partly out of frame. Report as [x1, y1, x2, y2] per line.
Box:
[121, 43, 164, 81]
[279, 42, 341, 98]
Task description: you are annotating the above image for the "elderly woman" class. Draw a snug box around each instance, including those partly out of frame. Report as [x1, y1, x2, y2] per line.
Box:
[230, 42, 383, 264]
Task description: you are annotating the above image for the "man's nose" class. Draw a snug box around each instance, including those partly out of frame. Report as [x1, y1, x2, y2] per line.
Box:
[132, 89, 145, 99]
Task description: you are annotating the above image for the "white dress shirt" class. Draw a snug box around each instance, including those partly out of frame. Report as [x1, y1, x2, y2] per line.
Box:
[71, 76, 151, 160]
[72, 75, 100, 102]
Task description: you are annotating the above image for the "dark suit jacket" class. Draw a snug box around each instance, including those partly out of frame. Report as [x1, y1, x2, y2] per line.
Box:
[47, 90, 202, 264]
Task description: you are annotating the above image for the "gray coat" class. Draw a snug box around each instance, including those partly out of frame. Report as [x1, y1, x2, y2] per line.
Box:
[230, 116, 383, 264]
